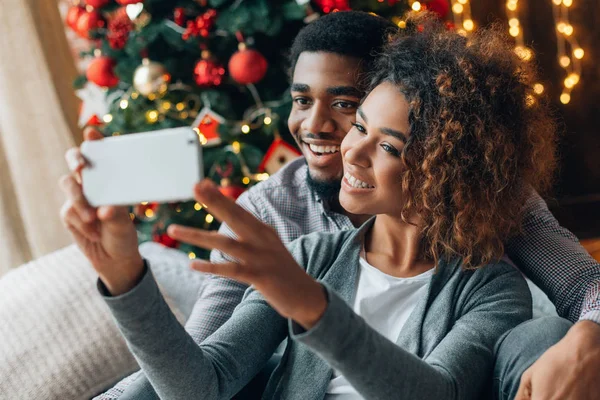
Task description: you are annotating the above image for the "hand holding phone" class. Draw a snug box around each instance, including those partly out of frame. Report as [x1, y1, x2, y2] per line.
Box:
[59, 127, 202, 296]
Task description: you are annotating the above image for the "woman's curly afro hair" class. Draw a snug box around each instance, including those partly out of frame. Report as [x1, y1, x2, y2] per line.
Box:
[370, 12, 558, 269]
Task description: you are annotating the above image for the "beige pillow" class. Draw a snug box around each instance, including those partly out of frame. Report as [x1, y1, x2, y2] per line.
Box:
[0, 244, 187, 400]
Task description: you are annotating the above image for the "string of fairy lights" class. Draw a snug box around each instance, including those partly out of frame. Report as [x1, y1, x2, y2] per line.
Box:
[552, 0, 584, 104]
[396, 0, 584, 104]
[504, 0, 584, 104]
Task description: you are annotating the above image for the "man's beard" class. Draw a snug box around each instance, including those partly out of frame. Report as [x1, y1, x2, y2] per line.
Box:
[306, 168, 341, 205]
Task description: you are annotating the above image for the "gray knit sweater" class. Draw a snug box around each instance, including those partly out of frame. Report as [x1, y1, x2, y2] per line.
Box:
[101, 219, 532, 399]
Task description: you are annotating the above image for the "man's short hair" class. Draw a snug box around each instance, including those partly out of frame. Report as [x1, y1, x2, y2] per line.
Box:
[289, 11, 398, 76]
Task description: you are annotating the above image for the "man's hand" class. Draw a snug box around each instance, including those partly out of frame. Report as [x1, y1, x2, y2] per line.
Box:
[59, 127, 144, 296]
[515, 320, 600, 400]
[167, 179, 327, 329]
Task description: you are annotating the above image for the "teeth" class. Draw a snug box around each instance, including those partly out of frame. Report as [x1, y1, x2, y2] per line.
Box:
[308, 143, 340, 154]
[344, 172, 374, 189]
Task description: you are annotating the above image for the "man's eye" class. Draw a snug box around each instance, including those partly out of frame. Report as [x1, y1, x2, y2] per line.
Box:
[351, 122, 366, 133]
[293, 97, 311, 106]
[334, 101, 358, 110]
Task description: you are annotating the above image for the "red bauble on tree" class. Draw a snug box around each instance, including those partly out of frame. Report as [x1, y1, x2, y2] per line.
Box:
[182, 9, 217, 40]
[107, 7, 133, 49]
[228, 45, 268, 85]
[66, 6, 85, 30]
[426, 0, 450, 19]
[174, 7, 187, 27]
[193, 55, 225, 87]
[314, 0, 351, 14]
[86, 57, 119, 88]
[76, 10, 106, 39]
[85, 0, 111, 9]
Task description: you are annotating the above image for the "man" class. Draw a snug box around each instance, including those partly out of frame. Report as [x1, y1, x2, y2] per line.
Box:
[61, 11, 600, 400]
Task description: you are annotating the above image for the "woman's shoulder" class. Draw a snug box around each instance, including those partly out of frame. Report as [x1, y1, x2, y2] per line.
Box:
[286, 229, 360, 274]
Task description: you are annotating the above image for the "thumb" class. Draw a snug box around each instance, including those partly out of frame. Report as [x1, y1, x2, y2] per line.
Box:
[515, 370, 532, 400]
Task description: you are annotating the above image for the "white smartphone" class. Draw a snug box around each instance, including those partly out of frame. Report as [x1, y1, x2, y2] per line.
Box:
[81, 127, 203, 207]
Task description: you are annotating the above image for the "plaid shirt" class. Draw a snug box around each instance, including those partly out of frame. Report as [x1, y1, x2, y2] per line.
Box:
[102, 157, 600, 399]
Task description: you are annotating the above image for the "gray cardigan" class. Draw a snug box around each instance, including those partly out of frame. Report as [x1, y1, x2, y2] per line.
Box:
[102, 219, 532, 399]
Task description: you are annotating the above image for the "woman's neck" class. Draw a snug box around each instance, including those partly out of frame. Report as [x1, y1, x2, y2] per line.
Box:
[365, 214, 434, 278]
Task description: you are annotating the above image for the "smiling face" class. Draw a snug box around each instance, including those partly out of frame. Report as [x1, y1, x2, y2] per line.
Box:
[339, 81, 411, 217]
[288, 52, 363, 191]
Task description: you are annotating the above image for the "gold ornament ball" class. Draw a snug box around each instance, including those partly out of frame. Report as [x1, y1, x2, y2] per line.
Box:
[133, 59, 171, 97]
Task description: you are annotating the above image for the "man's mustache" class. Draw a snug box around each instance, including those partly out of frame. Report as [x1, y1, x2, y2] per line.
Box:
[295, 132, 339, 142]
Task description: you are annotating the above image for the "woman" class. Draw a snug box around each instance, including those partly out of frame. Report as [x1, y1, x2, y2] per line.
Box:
[100, 14, 556, 399]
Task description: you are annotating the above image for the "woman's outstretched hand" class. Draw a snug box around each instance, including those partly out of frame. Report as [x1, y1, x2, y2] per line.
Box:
[167, 179, 327, 329]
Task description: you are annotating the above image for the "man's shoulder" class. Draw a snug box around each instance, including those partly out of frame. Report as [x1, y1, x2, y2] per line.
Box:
[242, 158, 312, 207]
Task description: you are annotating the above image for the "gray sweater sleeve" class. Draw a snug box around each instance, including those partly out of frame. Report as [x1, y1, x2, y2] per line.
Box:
[101, 266, 287, 400]
[291, 264, 532, 400]
[113, 191, 259, 400]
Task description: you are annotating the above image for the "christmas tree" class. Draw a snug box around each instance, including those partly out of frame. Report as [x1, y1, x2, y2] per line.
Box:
[67, 0, 439, 259]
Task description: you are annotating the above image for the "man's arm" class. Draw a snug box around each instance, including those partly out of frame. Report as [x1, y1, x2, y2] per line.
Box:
[505, 190, 600, 323]
[102, 191, 259, 400]
[506, 190, 600, 399]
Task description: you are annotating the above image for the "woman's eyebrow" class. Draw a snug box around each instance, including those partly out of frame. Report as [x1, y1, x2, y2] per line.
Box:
[358, 107, 407, 143]
[381, 127, 407, 143]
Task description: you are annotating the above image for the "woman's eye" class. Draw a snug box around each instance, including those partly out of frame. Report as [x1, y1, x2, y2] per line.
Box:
[351, 122, 366, 133]
[381, 143, 400, 157]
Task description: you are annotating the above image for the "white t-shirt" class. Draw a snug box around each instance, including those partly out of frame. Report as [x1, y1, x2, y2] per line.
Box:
[325, 257, 433, 400]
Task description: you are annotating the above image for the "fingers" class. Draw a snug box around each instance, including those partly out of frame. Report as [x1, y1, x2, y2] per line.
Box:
[59, 174, 96, 223]
[192, 180, 270, 242]
[167, 224, 252, 261]
[60, 201, 100, 242]
[83, 126, 104, 141]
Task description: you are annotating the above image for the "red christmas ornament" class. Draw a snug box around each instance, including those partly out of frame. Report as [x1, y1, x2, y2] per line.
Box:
[445, 21, 455, 31]
[66, 6, 85, 30]
[182, 9, 217, 40]
[219, 181, 246, 200]
[258, 138, 302, 175]
[193, 58, 225, 87]
[425, 0, 450, 19]
[174, 7, 187, 27]
[228, 48, 268, 85]
[85, 0, 111, 9]
[115, 0, 143, 5]
[86, 57, 119, 88]
[76, 10, 106, 39]
[107, 7, 133, 49]
[314, 0, 351, 14]
[85, 114, 104, 127]
[192, 107, 224, 147]
[153, 233, 179, 249]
